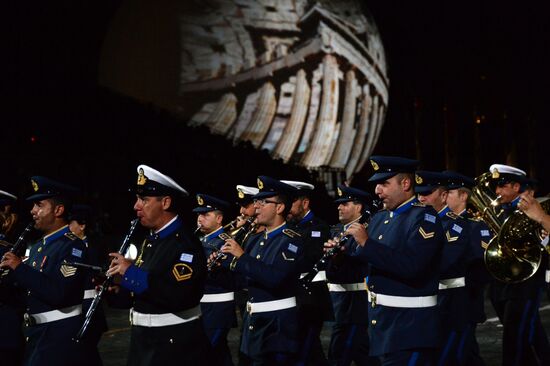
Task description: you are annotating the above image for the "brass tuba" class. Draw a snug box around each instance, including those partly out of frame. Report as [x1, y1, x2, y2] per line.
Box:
[470, 172, 547, 283]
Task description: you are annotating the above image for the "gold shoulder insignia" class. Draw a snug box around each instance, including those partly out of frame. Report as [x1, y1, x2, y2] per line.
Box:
[419, 227, 435, 239]
[60, 264, 77, 277]
[283, 229, 301, 238]
[446, 231, 459, 242]
[445, 212, 458, 219]
[412, 202, 426, 207]
[64, 232, 78, 240]
[172, 263, 193, 282]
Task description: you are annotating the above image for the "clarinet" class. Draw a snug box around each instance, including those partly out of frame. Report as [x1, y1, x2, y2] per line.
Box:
[207, 217, 255, 271]
[300, 200, 381, 292]
[74, 218, 139, 341]
[0, 222, 34, 279]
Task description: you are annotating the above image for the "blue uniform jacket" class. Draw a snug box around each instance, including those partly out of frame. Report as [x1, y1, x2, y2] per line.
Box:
[218, 223, 304, 358]
[326, 220, 370, 325]
[201, 227, 237, 329]
[355, 197, 444, 355]
[0, 241, 25, 350]
[437, 206, 470, 332]
[8, 225, 90, 365]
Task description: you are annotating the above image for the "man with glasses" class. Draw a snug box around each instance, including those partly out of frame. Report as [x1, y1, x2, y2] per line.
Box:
[282, 179, 332, 365]
[216, 176, 304, 365]
[488, 164, 550, 366]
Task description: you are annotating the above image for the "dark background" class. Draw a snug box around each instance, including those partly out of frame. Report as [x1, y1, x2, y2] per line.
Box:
[2, 0, 549, 248]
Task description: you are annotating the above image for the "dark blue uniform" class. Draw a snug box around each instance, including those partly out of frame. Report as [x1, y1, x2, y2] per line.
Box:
[291, 211, 332, 366]
[435, 207, 471, 365]
[355, 198, 444, 364]
[0, 240, 25, 366]
[325, 218, 372, 366]
[119, 216, 211, 366]
[7, 225, 91, 366]
[488, 197, 550, 366]
[201, 227, 237, 366]
[219, 223, 304, 364]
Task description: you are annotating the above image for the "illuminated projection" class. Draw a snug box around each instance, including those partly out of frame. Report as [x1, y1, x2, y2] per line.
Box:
[100, 0, 388, 181]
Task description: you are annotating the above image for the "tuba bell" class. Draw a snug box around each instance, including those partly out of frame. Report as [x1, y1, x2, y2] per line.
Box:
[470, 172, 547, 283]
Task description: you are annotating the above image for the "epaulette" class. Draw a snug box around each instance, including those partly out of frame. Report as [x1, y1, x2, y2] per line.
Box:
[64, 232, 78, 241]
[412, 202, 426, 207]
[468, 216, 483, 223]
[0, 240, 12, 248]
[283, 229, 301, 238]
[445, 212, 459, 219]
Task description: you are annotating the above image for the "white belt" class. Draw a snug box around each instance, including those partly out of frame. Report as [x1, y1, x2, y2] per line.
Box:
[27, 305, 82, 325]
[300, 271, 327, 282]
[368, 291, 437, 308]
[246, 297, 296, 314]
[546, 270, 550, 284]
[83, 289, 96, 300]
[200, 292, 235, 303]
[438, 277, 466, 290]
[328, 282, 365, 292]
[130, 305, 201, 327]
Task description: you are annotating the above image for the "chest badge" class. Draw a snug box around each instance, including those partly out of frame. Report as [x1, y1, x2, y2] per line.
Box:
[172, 263, 193, 281]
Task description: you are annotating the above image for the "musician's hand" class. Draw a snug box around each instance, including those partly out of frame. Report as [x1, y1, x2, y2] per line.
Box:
[519, 192, 548, 225]
[221, 239, 244, 258]
[0, 252, 22, 270]
[236, 216, 247, 228]
[323, 238, 345, 253]
[346, 223, 368, 247]
[106, 285, 121, 294]
[207, 251, 222, 268]
[106, 253, 132, 276]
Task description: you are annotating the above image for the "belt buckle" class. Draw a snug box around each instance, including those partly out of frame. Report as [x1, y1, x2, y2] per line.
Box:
[23, 313, 36, 327]
[246, 302, 252, 314]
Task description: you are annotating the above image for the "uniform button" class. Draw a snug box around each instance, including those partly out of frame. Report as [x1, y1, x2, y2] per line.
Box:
[370, 285, 374, 290]
[378, 235, 383, 240]
[249, 325, 254, 331]
[169, 338, 174, 343]
[256, 254, 261, 259]
[32, 261, 36, 267]
[38, 247, 42, 252]
[384, 220, 389, 224]
[259, 242, 264, 246]
[26, 337, 29, 342]
[371, 320, 377, 325]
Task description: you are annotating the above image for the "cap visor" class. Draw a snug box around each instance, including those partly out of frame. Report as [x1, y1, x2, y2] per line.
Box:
[368, 172, 397, 184]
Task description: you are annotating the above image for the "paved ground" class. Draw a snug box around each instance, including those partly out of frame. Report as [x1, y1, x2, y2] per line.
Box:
[98, 294, 550, 365]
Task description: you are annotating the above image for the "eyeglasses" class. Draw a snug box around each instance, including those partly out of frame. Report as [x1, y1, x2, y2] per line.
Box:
[253, 199, 281, 206]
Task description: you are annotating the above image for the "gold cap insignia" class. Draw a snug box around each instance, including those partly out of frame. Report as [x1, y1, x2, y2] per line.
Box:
[492, 168, 500, 179]
[137, 168, 147, 186]
[370, 160, 379, 171]
[257, 178, 264, 190]
[197, 195, 204, 206]
[31, 179, 39, 192]
[337, 187, 343, 197]
[415, 174, 423, 184]
[238, 190, 245, 199]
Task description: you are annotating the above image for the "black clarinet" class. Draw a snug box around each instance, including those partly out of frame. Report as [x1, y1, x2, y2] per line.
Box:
[300, 199, 381, 292]
[207, 217, 255, 271]
[74, 218, 139, 341]
[0, 222, 34, 280]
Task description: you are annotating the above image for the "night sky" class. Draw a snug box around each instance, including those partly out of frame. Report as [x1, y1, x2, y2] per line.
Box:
[2, 1, 550, 235]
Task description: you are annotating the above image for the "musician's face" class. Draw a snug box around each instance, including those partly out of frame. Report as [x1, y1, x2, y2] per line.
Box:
[197, 211, 223, 233]
[30, 199, 64, 234]
[287, 197, 308, 223]
[417, 188, 448, 212]
[239, 202, 256, 219]
[495, 182, 520, 204]
[254, 196, 284, 228]
[69, 220, 86, 239]
[337, 201, 362, 224]
[446, 189, 467, 213]
[375, 175, 412, 211]
[134, 195, 166, 230]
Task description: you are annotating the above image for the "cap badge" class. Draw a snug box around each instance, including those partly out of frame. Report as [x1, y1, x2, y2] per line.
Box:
[31, 179, 39, 192]
[492, 168, 500, 179]
[370, 160, 379, 171]
[257, 178, 264, 190]
[238, 190, 245, 199]
[337, 187, 343, 197]
[137, 168, 148, 186]
[197, 195, 204, 206]
[415, 174, 423, 184]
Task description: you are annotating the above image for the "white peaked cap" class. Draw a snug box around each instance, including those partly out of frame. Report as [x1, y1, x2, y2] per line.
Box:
[488, 164, 526, 177]
[0, 190, 17, 200]
[236, 185, 259, 196]
[280, 180, 315, 190]
[137, 164, 188, 196]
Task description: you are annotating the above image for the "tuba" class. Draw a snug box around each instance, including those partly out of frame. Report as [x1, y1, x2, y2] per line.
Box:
[470, 172, 547, 283]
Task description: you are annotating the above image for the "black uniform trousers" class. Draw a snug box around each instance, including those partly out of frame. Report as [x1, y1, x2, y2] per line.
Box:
[328, 323, 374, 366]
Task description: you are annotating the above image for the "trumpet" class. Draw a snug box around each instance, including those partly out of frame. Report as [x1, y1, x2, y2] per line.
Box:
[207, 217, 256, 271]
